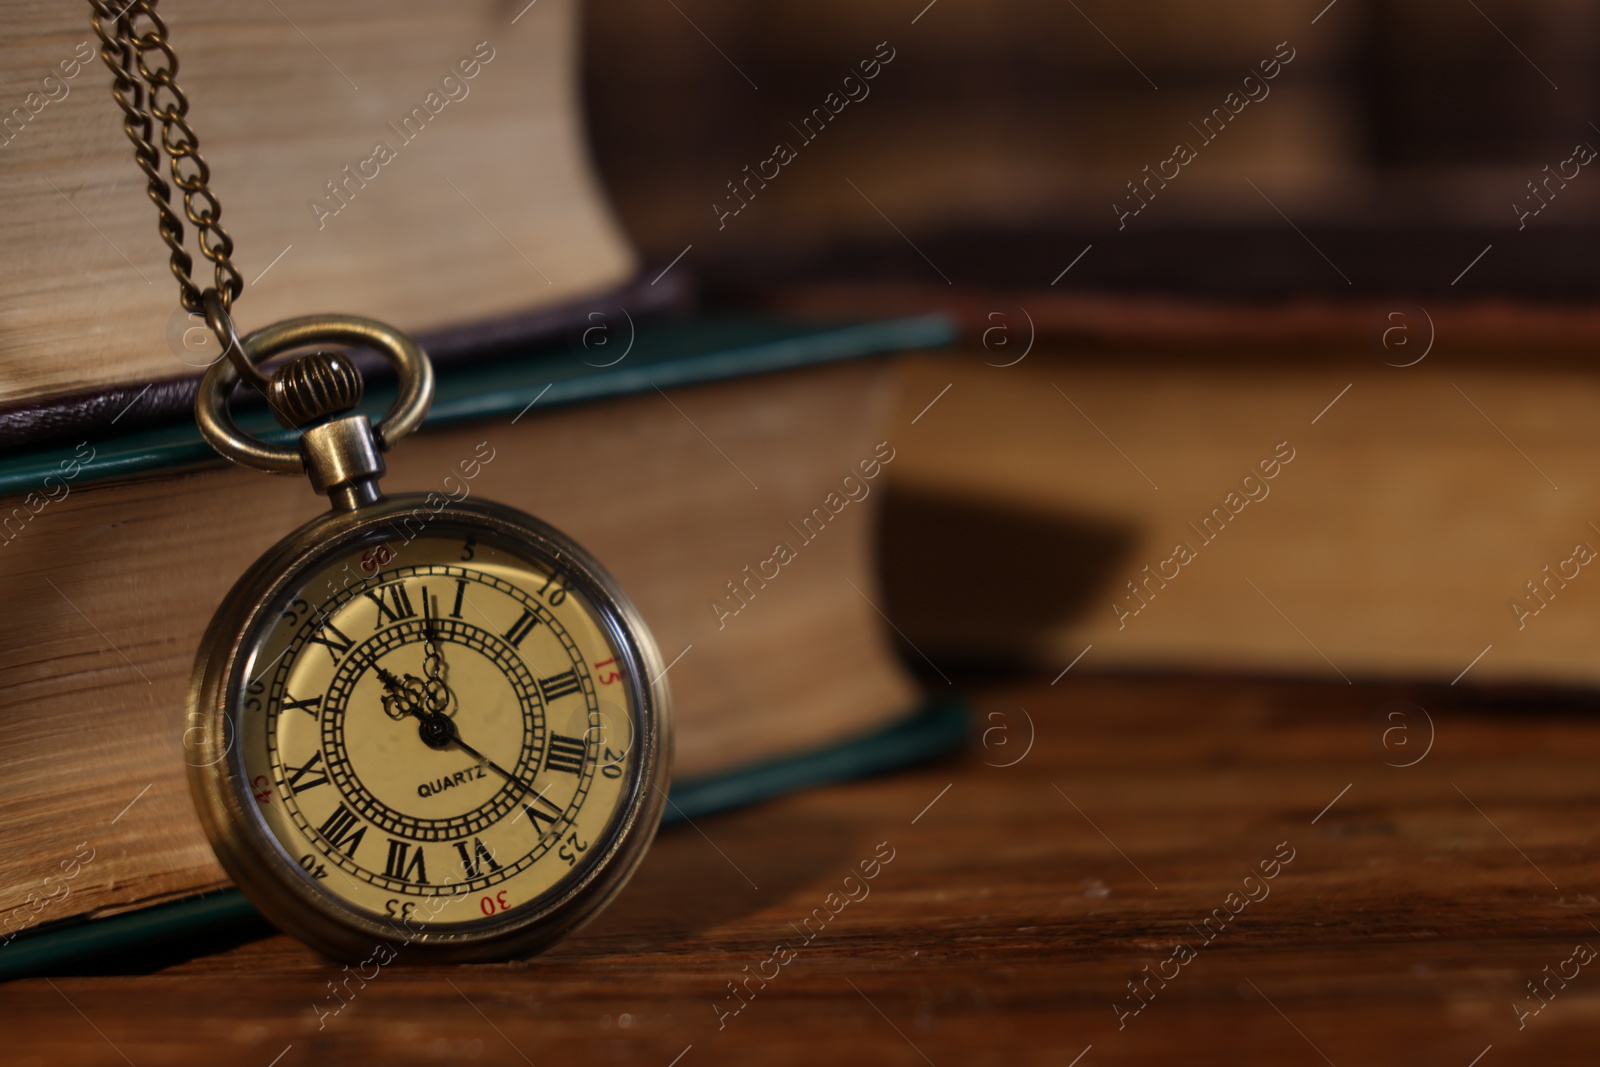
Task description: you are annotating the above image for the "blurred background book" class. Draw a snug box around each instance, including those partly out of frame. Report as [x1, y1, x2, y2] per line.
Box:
[586, 0, 1600, 297]
[583, 0, 1600, 688]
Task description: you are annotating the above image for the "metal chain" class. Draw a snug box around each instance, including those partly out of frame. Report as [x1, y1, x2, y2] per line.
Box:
[88, 0, 386, 440]
[88, 0, 242, 315]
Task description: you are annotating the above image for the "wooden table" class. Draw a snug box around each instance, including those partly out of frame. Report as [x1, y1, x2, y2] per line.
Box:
[6, 674, 1598, 1065]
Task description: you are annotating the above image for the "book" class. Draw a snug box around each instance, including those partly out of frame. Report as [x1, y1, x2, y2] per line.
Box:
[1, 0, 635, 404]
[0, 314, 957, 955]
[797, 283, 1600, 690]
[590, 0, 1600, 286]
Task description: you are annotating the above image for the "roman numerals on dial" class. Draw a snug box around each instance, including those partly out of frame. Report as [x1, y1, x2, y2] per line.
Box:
[519, 790, 563, 836]
[258, 560, 633, 904]
[383, 839, 429, 884]
[364, 582, 416, 627]
[538, 670, 583, 703]
[318, 803, 367, 858]
[281, 693, 321, 719]
[306, 619, 354, 664]
[284, 750, 328, 795]
[455, 837, 502, 880]
[543, 733, 588, 775]
[503, 609, 539, 649]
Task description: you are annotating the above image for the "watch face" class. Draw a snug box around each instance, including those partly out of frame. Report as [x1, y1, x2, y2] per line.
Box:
[190, 501, 668, 958]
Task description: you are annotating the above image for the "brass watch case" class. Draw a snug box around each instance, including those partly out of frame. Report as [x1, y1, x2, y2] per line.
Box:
[185, 494, 672, 963]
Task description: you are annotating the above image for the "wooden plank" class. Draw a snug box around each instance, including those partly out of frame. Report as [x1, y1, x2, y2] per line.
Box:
[3, 675, 1597, 1061]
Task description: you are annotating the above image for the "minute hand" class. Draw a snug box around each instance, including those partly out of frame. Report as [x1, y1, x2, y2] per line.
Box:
[449, 732, 547, 806]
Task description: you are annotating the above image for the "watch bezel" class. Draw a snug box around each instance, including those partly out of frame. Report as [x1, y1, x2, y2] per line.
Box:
[185, 493, 672, 962]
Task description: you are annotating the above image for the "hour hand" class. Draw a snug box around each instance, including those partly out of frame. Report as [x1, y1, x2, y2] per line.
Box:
[420, 598, 448, 680]
[377, 667, 427, 721]
[418, 605, 455, 716]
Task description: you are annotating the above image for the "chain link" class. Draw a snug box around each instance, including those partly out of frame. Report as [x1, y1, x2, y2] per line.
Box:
[88, 0, 242, 314]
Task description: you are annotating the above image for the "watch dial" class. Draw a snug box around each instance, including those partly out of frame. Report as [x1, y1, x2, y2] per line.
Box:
[234, 530, 642, 930]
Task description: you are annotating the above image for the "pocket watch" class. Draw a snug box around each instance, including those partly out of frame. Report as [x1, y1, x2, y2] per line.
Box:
[89, 1, 671, 961]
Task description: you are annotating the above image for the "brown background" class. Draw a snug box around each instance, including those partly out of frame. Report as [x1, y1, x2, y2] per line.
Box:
[584, 0, 1600, 298]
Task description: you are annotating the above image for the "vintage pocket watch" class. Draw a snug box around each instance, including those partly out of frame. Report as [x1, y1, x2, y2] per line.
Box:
[89, 2, 671, 960]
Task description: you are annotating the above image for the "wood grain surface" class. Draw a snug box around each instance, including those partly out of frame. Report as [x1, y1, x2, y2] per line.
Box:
[5, 673, 1597, 1064]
